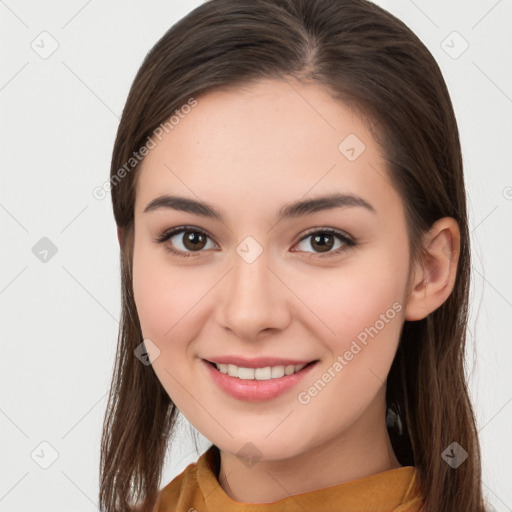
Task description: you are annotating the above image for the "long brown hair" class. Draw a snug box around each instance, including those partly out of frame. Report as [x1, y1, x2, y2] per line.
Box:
[100, 0, 486, 510]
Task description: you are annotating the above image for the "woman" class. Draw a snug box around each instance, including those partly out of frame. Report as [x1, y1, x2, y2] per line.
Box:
[100, 0, 486, 510]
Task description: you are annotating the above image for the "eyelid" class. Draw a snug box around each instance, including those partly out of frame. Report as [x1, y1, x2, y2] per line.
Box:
[155, 224, 212, 239]
[295, 226, 354, 245]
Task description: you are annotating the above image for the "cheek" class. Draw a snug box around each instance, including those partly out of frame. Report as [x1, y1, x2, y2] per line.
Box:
[132, 241, 170, 339]
[296, 258, 407, 347]
[131, 245, 207, 406]
[293, 271, 405, 440]
[335, 273, 404, 342]
[132, 238, 192, 344]
[132, 239, 217, 364]
[318, 284, 404, 384]
[292, 243, 409, 395]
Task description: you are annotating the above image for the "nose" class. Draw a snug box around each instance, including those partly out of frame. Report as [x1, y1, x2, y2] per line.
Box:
[215, 249, 291, 341]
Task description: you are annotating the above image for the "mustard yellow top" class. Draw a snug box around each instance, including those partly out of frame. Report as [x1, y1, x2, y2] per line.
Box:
[155, 445, 424, 512]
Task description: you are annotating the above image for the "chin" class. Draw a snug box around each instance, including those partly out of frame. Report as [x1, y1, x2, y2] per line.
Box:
[214, 434, 307, 463]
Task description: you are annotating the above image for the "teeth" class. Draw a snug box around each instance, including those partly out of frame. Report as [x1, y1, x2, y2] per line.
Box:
[215, 362, 307, 380]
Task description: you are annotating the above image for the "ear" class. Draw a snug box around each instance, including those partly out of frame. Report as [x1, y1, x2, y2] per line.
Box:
[404, 217, 461, 321]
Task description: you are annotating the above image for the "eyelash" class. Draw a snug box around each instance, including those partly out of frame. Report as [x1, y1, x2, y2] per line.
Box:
[154, 225, 357, 260]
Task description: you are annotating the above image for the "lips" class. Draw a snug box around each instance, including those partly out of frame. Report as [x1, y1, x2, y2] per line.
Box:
[204, 356, 315, 368]
[202, 357, 319, 401]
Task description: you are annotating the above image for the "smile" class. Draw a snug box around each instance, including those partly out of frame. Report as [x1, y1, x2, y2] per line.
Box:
[213, 362, 307, 380]
[203, 359, 318, 401]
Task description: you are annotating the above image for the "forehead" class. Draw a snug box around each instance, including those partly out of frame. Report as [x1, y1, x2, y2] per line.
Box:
[134, 79, 400, 219]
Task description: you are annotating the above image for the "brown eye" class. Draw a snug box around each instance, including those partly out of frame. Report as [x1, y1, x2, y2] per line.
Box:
[181, 231, 208, 251]
[309, 233, 336, 253]
[293, 228, 356, 258]
[155, 226, 218, 258]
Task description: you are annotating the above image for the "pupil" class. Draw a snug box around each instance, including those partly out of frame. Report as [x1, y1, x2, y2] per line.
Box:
[184, 232, 205, 250]
[312, 234, 333, 253]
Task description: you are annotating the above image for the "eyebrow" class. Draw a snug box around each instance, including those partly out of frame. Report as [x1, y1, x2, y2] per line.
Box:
[143, 192, 376, 220]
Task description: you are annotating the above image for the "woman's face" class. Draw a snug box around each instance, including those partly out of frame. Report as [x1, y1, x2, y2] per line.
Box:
[132, 79, 413, 461]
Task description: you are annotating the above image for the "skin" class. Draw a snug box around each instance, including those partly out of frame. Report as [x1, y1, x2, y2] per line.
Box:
[128, 78, 460, 503]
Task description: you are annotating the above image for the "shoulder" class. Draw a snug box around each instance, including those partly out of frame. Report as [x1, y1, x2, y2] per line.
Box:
[393, 466, 425, 512]
[154, 446, 218, 512]
[155, 460, 198, 511]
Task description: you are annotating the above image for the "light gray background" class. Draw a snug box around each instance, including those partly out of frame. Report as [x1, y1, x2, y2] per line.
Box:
[1, 0, 511, 510]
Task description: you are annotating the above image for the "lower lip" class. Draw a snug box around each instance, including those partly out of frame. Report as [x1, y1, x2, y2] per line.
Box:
[202, 359, 318, 402]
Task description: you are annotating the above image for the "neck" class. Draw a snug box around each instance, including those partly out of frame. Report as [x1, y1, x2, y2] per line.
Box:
[217, 385, 401, 504]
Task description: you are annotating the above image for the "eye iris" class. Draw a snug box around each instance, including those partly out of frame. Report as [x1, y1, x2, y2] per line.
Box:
[183, 231, 206, 251]
[311, 233, 334, 253]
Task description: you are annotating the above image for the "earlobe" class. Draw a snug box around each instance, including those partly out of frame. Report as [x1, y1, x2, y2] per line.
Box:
[404, 217, 460, 321]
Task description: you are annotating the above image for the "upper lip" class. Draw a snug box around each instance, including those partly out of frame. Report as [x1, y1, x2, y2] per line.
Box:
[204, 356, 317, 368]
